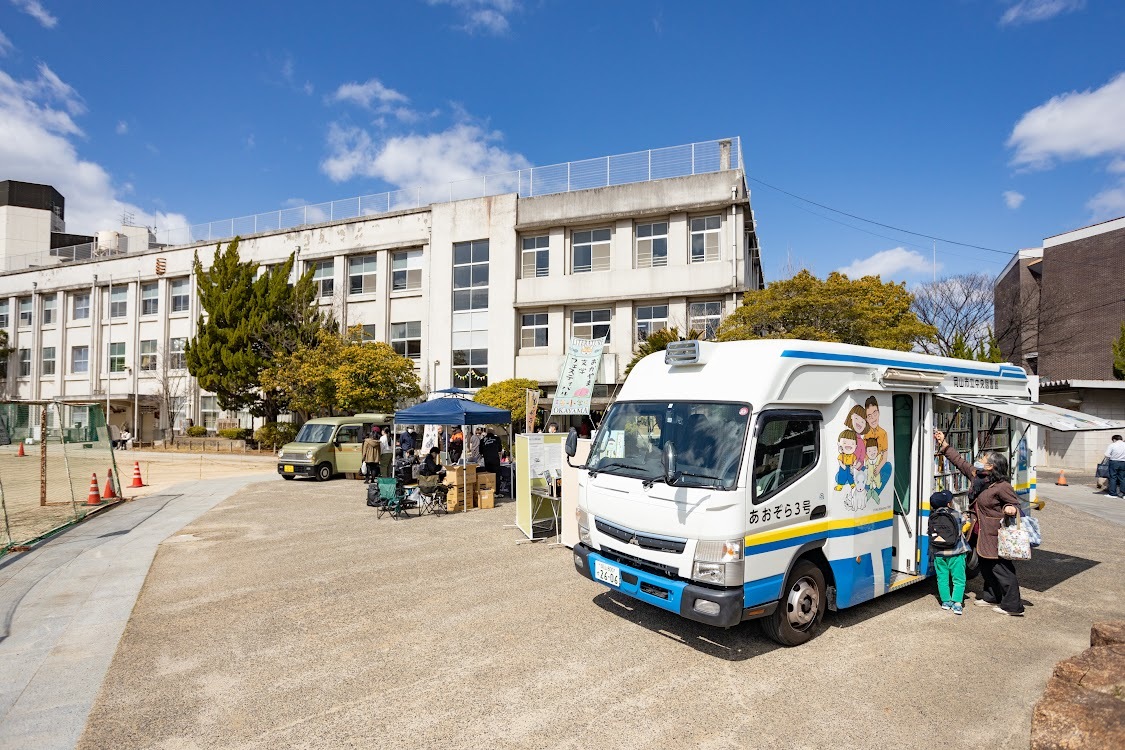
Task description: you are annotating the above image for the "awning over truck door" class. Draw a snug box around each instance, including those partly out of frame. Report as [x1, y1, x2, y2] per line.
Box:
[939, 395, 1125, 432]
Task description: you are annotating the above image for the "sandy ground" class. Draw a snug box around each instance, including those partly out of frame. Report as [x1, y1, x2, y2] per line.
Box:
[77, 479, 1125, 750]
[119, 451, 278, 500]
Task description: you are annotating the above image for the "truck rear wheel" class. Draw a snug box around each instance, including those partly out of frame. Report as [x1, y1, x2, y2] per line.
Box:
[761, 559, 826, 647]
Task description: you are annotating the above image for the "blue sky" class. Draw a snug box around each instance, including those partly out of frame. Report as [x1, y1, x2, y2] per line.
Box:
[1, 0, 1123, 282]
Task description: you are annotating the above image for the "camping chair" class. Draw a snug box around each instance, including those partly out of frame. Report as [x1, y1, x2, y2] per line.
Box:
[376, 477, 414, 520]
[416, 475, 450, 515]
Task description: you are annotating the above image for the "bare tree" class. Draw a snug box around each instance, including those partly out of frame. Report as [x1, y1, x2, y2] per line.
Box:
[911, 274, 996, 356]
[140, 347, 188, 442]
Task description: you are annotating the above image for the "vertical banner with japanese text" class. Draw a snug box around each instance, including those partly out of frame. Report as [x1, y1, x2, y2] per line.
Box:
[525, 388, 540, 433]
[551, 337, 607, 416]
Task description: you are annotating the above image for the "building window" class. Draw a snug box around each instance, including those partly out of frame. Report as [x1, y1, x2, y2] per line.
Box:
[691, 216, 721, 263]
[392, 250, 422, 291]
[310, 260, 334, 299]
[521, 313, 549, 348]
[41, 346, 56, 376]
[360, 324, 377, 342]
[348, 255, 378, 295]
[108, 342, 126, 373]
[635, 222, 668, 268]
[200, 395, 219, 431]
[452, 348, 487, 389]
[43, 295, 57, 325]
[572, 229, 610, 273]
[18, 297, 32, 326]
[391, 321, 422, 360]
[0, 300, 8, 328]
[452, 240, 489, 311]
[72, 292, 90, 320]
[18, 348, 30, 377]
[636, 305, 668, 342]
[573, 309, 611, 341]
[521, 235, 549, 278]
[72, 346, 89, 374]
[140, 339, 157, 371]
[689, 301, 723, 339]
[141, 282, 159, 315]
[110, 287, 127, 318]
[169, 337, 187, 370]
[170, 278, 190, 312]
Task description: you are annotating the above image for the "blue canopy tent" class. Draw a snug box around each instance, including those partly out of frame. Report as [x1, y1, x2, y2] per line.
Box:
[393, 398, 513, 469]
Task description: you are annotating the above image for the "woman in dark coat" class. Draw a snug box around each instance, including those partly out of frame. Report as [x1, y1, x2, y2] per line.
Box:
[934, 430, 1024, 616]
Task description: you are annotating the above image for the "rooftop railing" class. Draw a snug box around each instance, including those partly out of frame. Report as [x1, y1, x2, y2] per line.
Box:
[4, 136, 743, 273]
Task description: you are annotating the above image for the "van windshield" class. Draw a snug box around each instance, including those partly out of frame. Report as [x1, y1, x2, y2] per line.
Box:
[587, 401, 751, 490]
[295, 423, 336, 443]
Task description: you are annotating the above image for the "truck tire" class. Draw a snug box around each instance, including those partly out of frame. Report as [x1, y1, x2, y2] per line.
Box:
[316, 463, 333, 482]
[761, 559, 826, 647]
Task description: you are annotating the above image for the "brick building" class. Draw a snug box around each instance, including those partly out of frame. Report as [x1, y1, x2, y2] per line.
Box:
[995, 216, 1125, 469]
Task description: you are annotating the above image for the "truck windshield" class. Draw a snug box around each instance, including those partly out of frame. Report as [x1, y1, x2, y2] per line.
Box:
[295, 423, 335, 443]
[587, 401, 751, 490]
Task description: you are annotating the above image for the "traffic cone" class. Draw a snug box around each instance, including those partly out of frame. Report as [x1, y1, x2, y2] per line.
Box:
[87, 473, 102, 505]
[16, 442, 24, 457]
[1055, 469, 1068, 486]
[103, 468, 119, 500]
[130, 461, 145, 488]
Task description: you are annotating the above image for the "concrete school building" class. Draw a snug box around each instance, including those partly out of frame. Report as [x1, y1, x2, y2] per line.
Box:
[0, 138, 764, 442]
[994, 214, 1125, 470]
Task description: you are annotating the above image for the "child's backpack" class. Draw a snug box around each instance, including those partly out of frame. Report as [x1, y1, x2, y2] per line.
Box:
[928, 508, 962, 551]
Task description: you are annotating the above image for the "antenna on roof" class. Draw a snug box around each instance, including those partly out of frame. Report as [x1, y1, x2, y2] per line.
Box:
[122, 210, 135, 226]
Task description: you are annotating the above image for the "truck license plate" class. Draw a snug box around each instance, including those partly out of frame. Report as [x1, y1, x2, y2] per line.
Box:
[594, 560, 621, 587]
[284, 465, 294, 473]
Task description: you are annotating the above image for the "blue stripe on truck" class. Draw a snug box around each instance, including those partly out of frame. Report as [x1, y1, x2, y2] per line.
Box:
[780, 349, 1027, 380]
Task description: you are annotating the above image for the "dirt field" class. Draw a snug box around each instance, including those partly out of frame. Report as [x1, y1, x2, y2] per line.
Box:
[79, 478, 1125, 750]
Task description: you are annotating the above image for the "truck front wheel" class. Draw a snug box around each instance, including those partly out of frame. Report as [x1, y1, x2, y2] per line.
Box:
[761, 559, 826, 647]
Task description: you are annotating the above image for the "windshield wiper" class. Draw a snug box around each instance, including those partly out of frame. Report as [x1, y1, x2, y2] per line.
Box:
[588, 462, 636, 478]
[676, 470, 724, 489]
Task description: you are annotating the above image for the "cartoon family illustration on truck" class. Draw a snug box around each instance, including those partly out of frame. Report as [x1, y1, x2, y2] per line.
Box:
[834, 396, 893, 511]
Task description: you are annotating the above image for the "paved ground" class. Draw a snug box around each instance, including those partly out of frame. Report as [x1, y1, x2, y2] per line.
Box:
[1035, 474, 1125, 526]
[73, 478, 1125, 750]
[0, 474, 271, 750]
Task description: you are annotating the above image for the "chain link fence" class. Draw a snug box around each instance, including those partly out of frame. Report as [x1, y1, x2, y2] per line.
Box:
[0, 401, 120, 554]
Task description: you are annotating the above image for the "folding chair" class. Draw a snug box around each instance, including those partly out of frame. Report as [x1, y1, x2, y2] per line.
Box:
[376, 477, 413, 520]
[417, 475, 450, 515]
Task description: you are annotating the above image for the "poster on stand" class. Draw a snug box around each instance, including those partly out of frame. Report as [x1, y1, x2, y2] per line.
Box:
[551, 337, 606, 416]
[525, 389, 540, 433]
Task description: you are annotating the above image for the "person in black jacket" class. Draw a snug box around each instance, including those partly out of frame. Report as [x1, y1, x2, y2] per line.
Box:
[419, 447, 445, 480]
[479, 428, 502, 475]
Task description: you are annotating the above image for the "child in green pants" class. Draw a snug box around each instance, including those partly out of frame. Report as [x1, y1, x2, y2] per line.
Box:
[928, 490, 969, 615]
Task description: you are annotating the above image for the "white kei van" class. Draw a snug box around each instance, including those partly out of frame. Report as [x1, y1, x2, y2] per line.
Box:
[566, 339, 1122, 645]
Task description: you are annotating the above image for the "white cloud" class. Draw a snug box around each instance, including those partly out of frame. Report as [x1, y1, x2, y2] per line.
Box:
[1109, 157, 1125, 174]
[331, 78, 408, 109]
[0, 64, 188, 238]
[115, 119, 128, 135]
[427, 0, 519, 35]
[320, 121, 530, 196]
[11, 0, 57, 29]
[1007, 72, 1125, 168]
[0, 29, 13, 56]
[1000, 0, 1084, 27]
[1003, 190, 1025, 209]
[837, 247, 938, 279]
[1087, 183, 1125, 221]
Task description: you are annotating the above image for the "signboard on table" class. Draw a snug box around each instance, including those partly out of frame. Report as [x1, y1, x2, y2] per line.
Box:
[551, 336, 607, 416]
[525, 388, 540, 433]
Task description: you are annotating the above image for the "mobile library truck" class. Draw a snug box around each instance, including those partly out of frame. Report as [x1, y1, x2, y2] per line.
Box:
[566, 339, 1121, 646]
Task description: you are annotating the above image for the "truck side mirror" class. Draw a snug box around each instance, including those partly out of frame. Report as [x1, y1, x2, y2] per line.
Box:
[564, 427, 578, 457]
[662, 441, 679, 486]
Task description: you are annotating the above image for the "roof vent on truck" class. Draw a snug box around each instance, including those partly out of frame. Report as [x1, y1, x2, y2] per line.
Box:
[665, 340, 704, 366]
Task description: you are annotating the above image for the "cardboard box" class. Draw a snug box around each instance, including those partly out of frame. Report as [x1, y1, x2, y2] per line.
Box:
[476, 472, 496, 491]
[447, 484, 477, 511]
[478, 488, 495, 509]
[446, 465, 477, 487]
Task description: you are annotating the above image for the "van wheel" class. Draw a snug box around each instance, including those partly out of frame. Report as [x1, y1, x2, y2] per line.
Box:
[315, 463, 333, 481]
[761, 559, 826, 647]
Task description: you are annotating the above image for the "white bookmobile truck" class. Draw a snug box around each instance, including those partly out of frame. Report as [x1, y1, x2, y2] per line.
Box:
[565, 339, 1122, 646]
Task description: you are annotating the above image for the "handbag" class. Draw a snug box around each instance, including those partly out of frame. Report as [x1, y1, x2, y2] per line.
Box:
[997, 515, 1032, 561]
[1096, 459, 1111, 479]
[1020, 509, 1042, 547]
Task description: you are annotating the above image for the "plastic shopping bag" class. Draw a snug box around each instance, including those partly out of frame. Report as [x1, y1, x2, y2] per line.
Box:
[1020, 509, 1042, 548]
[998, 516, 1032, 561]
[360, 462, 367, 475]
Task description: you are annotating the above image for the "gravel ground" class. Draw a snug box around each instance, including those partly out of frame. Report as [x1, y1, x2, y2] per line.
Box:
[78, 479, 1125, 750]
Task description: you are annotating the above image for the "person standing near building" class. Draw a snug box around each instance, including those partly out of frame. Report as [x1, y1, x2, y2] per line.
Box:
[480, 428, 502, 476]
[448, 427, 464, 464]
[469, 427, 482, 464]
[379, 428, 392, 478]
[1105, 435, 1125, 498]
[361, 429, 381, 483]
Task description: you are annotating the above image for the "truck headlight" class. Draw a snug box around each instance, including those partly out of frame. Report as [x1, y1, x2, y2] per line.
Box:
[576, 507, 592, 547]
[692, 539, 744, 586]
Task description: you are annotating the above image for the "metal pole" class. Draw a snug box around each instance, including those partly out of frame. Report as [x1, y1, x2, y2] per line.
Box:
[134, 271, 140, 440]
[55, 402, 78, 515]
[106, 275, 112, 427]
[39, 405, 47, 506]
[567, 162, 571, 192]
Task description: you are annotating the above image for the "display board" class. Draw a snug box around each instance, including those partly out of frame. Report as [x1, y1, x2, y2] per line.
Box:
[514, 433, 565, 540]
